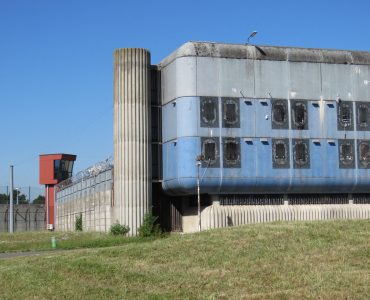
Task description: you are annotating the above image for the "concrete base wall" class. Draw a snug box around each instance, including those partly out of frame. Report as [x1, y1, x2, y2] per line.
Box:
[183, 204, 370, 233]
[0, 204, 45, 232]
[56, 189, 114, 232]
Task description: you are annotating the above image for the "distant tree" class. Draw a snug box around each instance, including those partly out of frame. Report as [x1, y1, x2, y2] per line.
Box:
[33, 195, 45, 204]
[0, 191, 28, 204]
[0, 193, 9, 204]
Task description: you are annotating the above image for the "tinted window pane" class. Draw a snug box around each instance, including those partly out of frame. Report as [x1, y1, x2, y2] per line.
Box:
[293, 139, 310, 168]
[338, 139, 355, 168]
[356, 102, 369, 131]
[273, 104, 285, 124]
[337, 102, 354, 131]
[222, 98, 240, 128]
[272, 139, 290, 169]
[358, 141, 370, 168]
[223, 138, 241, 168]
[205, 142, 216, 161]
[291, 101, 308, 130]
[271, 100, 288, 129]
[201, 137, 220, 168]
[276, 143, 285, 159]
[200, 97, 218, 128]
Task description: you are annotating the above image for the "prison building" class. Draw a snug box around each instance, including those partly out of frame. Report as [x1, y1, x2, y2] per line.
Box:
[53, 41, 370, 234]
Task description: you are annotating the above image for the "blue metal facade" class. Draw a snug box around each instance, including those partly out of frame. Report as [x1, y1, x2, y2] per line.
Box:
[160, 43, 370, 196]
[162, 96, 370, 195]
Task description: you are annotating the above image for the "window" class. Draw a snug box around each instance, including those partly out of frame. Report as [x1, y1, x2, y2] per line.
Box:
[276, 144, 285, 159]
[291, 100, 308, 130]
[271, 100, 288, 129]
[274, 104, 285, 123]
[201, 137, 220, 168]
[222, 98, 240, 128]
[200, 97, 218, 127]
[272, 139, 290, 168]
[338, 139, 355, 168]
[293, 139, 310, 168]
[223, 138, 241, 168]
[358, 141, 370, 168]
[357, 102, 369, 131]
[205, 142, 216, 161]
[337, 101, 354, 131]
[54, 159, 74, 181]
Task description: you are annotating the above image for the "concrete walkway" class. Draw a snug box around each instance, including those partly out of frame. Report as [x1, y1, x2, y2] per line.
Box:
[0, 250, 60, 260]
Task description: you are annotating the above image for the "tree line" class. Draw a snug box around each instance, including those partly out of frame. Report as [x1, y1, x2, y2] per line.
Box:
[0, 190, 45, 204]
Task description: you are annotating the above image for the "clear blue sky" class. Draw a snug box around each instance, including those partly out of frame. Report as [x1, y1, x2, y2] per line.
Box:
[1, 0, 369, 189]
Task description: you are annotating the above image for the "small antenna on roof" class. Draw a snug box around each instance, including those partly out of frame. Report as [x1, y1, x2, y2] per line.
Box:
[246, 31, 258, 44]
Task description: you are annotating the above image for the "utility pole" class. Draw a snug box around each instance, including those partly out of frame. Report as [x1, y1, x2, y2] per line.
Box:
[195, 155, 205, 232]
[9, 166, 14, 233]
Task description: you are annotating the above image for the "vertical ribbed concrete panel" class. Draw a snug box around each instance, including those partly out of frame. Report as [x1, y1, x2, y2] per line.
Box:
[114, 48, 151, 236]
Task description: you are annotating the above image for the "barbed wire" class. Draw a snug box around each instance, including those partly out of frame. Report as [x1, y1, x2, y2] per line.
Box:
[57, 156, 113, 189]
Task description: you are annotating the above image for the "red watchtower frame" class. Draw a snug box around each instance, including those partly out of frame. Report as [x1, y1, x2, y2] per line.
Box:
[39, 154, 76, 229]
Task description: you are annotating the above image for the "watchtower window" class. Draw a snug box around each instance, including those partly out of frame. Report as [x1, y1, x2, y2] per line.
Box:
[291, 101, 308, 130]
[222, 98, 240, 128]
[272, 139, 290, 168]
[201, 137, 220, 168]
[293, 139, 310, 168]
[200, 97, 218, 128]
[359, 141, 370, 168]
[339, 139, 355, 168]
[337, 102, 353, 131]
[223, 138, 241, 168]
[271, 100, 288, 129]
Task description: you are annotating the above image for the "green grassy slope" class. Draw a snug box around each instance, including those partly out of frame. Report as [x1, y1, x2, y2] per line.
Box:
[1, 220, 370, 299]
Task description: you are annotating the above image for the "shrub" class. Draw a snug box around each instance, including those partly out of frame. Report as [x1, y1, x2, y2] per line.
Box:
[138, 213, 162, 238]
[110, 222, 130, 236]
[75, 214, 82, 231]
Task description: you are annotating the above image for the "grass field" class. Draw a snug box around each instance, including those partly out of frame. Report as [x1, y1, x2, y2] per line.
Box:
[1, 220, 370, 299]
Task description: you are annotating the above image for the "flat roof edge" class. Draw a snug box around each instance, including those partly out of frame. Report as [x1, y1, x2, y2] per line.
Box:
[159, 41, 370, 68]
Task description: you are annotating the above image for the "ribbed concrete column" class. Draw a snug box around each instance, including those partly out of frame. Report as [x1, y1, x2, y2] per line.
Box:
[114, 48, 151, 235]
